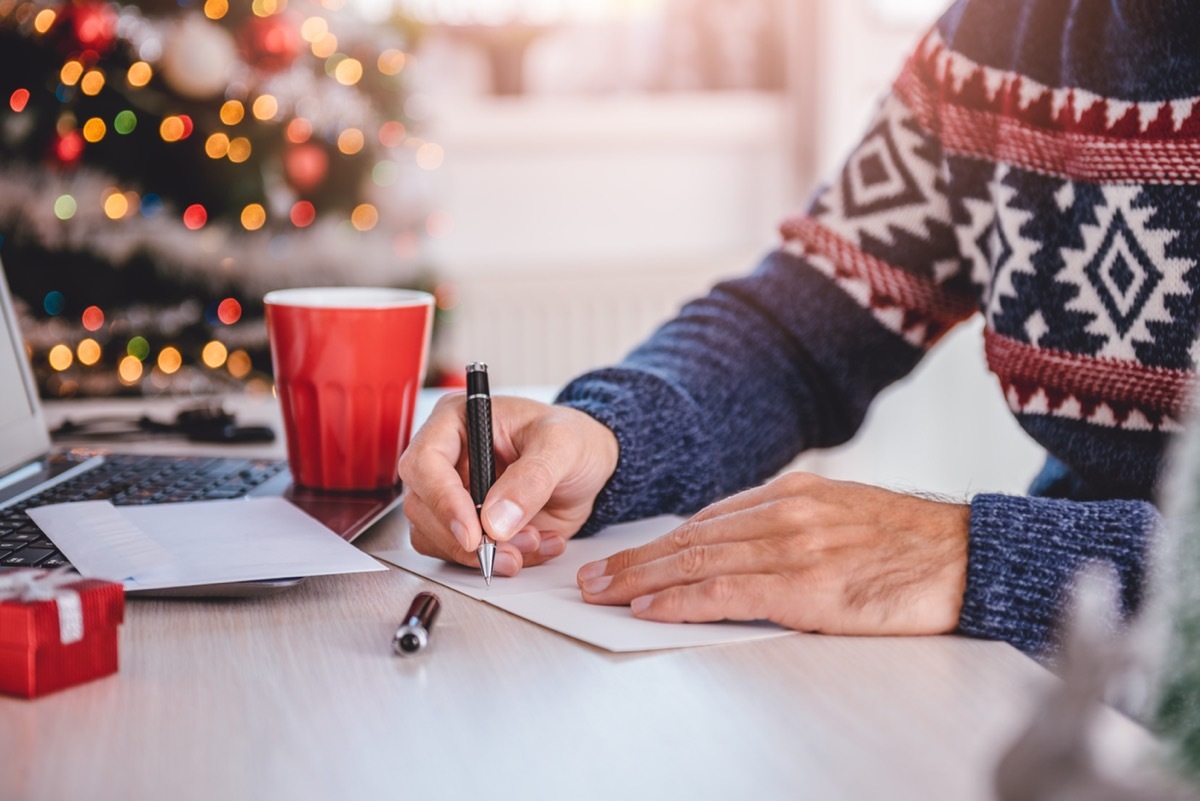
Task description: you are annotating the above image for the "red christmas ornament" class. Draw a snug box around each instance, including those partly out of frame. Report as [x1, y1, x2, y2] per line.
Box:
[238, 15, 302, 74]
[60, 1, 119, 54]
[53, 130, 85, 165]
[284, 143, 329, 191]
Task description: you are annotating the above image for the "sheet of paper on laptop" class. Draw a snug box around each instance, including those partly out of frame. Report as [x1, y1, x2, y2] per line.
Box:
[370, 515, 794, 653]
[27, 497, 385, 590]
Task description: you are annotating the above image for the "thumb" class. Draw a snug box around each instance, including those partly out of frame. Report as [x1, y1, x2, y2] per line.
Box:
[480, 447, 568, 541]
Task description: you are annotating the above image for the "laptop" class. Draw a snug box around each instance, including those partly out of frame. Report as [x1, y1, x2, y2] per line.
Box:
[0, 259, 404, 596]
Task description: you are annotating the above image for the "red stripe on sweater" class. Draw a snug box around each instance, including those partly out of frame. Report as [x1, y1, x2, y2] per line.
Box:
[780, 216, 977, 346]
[895, 32, 1200, 182]
[985, 330, 1197, 426]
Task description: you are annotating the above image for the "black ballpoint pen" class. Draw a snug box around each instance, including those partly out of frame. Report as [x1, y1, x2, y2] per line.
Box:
[465, 362, 497, 586]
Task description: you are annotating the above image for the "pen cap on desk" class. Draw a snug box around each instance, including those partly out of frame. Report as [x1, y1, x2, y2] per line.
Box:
[264, 287, 434, 491]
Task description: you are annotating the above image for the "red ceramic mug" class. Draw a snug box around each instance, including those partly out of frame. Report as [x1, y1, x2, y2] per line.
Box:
[264, 287, 434, 491]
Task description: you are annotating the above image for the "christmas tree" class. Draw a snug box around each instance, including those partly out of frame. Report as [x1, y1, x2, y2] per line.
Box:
[0, 0, 439, 397]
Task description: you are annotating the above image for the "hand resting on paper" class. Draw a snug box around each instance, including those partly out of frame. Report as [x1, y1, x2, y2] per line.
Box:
[398, 394, 619, 576]
[577, 473, 971, 637]
[401, 396, 971, 637]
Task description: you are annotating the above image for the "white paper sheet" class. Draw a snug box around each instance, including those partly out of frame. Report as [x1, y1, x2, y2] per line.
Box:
[371, 515, 795, 652]
[27, 498, 385, 590]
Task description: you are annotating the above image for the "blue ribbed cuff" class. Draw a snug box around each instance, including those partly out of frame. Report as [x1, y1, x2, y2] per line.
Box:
[959, 493, 1158, 655]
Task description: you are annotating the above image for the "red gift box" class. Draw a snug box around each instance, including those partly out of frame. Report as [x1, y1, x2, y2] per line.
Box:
[0, 569, 125, 698]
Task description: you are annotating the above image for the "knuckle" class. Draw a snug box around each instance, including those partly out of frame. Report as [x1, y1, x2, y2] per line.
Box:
[703, 575, 736, 606]
[668, 522, 699, 551]
[676, 544, 709, 580]
[773, 471, 816, 494]
[432, 392, 465, 412]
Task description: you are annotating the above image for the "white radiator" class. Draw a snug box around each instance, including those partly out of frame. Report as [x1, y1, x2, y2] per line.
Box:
[436, 259, 743, 388]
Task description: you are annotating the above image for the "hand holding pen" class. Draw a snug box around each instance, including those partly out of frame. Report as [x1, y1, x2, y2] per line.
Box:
[397, 379, 620, 577]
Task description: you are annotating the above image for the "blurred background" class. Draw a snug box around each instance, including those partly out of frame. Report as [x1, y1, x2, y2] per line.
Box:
[0, 0, 1044, 496]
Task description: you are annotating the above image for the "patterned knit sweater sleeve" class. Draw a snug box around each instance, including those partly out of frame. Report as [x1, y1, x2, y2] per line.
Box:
[558, 0, 1192, 657]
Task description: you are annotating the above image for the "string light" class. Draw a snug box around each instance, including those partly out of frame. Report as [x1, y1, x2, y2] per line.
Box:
[82, 306, 105, 331]
[252, 95, 278, 121]
[9, 88, 30, 112]
[48, 344, 73, 371]
[220, 100, 244, 125]
[378, 120, 405, 147]
[43, 291, 65, 315]
[204, 0, 229, 20]
[157, 347, 183, 374]
[251, 0, 282, 17]
[378, 49, 405, 75]
[241, 203, 267, 230]
[82, 117, 107, 143]
[350, 203, 378, 231]
[61, 61, 84, 86]
[77, 339, 102, 366]
[372, 160, 398, 187]
[54, 195, 77, 220]
[416, 142, 444, 170]
[312, 32, 337, 58]
[300, 17, 327, 42]
[80, 70, 106, 96]
[337, 128, 364, 155]
[118, 355, 143, 385]
[55, 131, 84, 163]
[127, 336, 150, 361]
[202, 341, 228, 368]
[127, 61, 152, 87]
[33, 8, 55, 33]
[227, 136, 252, 163]
[290, 200, 316, 227]
[217, 298, 242, 324]
[183, 204, 208, 229]
[205, 132, 230, 158]
[161, 115, 186, 142]
[103, 191, 129, 219]
[114, 110, 137, 134]
[227, 349, 252, 378]
[333, 57, 363, 85]
[286, 118, 312, 143]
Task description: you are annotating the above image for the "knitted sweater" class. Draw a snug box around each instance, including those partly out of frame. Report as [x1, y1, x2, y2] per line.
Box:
[555, 0, 1200, 657]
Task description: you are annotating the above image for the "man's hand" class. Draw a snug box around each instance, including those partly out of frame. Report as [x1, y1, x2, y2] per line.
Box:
[577, 472, 969, 636]
[399, 395, 619, 577]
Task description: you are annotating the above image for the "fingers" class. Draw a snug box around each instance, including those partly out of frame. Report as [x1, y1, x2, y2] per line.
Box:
[579, 505, 779, 582]
[398, 394, 481, 551]
[579, 537, 789, 605]
[628, 574, 794, 625]
[406, 489, 567, 576]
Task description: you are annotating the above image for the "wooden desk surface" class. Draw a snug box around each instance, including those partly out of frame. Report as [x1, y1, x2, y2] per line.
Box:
[1, 395, 1155, 801]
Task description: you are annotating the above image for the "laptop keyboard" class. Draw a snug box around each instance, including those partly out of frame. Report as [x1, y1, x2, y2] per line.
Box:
[0, 454, 288, 571]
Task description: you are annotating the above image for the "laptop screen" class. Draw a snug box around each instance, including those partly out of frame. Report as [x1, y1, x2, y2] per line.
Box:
[0, 258, 53, 474]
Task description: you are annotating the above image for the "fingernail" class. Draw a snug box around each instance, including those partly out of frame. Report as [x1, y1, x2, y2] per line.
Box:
[511, 529, 539, 554]
[631, 595, 653, 614]
[494, 551, 520, 576]
[577, 560, 606, 582]
[449, 519, 469, 549]
[582, 575, 612, 594]
[485, 499, 524, 540]
[539, 536, 566, 558]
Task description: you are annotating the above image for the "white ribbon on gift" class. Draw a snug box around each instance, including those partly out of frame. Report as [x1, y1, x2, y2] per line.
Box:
[0, 568, 84, 645]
